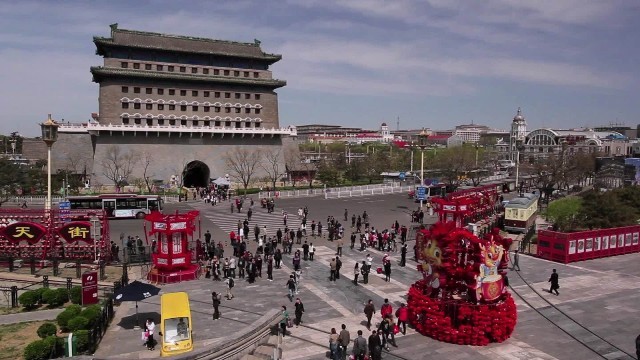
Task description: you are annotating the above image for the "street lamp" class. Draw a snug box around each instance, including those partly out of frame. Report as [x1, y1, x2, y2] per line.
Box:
[417, 129, 431, 208]
[40, 114, 59, 213]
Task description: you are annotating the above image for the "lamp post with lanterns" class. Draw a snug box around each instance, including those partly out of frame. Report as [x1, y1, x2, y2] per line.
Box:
[417, 128, 431, 208]
[40, 114, 59, 213]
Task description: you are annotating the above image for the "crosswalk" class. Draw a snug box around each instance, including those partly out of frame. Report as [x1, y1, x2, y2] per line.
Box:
[190, 201, 305, 237]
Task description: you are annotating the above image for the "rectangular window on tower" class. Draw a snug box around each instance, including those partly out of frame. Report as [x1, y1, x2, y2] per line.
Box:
[146, 88, 152, 94]
[192, 106, 198, 111]
[235, 93, 241, 99]
[255, 108, 261, 114]
[214, 92, 220, 98]
[122, 103, 129, 109]
[134, 103, 141, 109]
[204, 91, 210, 97]
[203, 68, 209, 75]
[169, 105, 176, 110]
[134, 87, 140, 94]
[214, 69, 219, 75]
[146, 104, 153, 110]
[192, 90, 198, 96]
[145, 64, 152, 70]
[158, 104, 164, 110]
[157, 88, 164, 95]
[133, 63, 140, 69]
[169, 89, 175, 95]
[121, 62, 128, 68]
[180, 90, 186, 96]
[122, 86, 129, 93]
[157, 65, 164, 71]
[235, 108, 241, 113]
[180, 105, 187, 111]
[244, 93, 250, 99]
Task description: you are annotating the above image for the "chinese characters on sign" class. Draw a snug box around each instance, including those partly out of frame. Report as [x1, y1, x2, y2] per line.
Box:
[2, 222, 46, 244]
[58, 222, 93, 244]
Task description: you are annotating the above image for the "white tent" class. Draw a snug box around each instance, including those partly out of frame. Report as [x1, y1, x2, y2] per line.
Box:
[213, 177, 231, 186]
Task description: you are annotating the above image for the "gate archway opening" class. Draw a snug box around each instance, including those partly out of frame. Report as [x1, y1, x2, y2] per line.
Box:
[183, 161, 210, 188]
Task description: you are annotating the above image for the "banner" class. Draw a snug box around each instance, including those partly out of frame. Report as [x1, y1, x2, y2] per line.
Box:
[81, 271, 99, 305]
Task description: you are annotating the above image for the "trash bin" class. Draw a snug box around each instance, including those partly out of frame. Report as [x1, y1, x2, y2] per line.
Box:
[63, 333, 77, 357]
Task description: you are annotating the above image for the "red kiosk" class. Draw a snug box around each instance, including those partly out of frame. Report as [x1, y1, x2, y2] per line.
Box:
[145, 210, 201, 283]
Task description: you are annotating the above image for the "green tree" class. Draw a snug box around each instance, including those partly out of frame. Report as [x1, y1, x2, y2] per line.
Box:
[544, 197, 583, 232]
[580, 190, 637, 229]
[316, 160, 341, 186]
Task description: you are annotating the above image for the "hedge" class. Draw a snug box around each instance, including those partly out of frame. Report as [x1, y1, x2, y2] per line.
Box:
[18, 290, 40, 310]
[70, 286, 82, 304]
[67, 316, 90, 332]
[74, 330, 91, 353]
[56, 305, 82, 331]
[80, 305, 102, 327]
[37, 322, 57, 339]
[40, 289, 56, 305]
[42, 336, 64, 358]
[23, 339, 51, 360]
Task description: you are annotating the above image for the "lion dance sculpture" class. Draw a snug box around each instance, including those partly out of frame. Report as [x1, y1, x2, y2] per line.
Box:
[408, 221, 517, 345]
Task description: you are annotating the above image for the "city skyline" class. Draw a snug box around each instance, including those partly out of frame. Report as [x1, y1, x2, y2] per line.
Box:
[1, 0, 639, 136]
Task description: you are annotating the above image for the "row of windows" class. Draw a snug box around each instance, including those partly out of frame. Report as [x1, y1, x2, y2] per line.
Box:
[122, 118, 263, 128]
[120, 61, 260, 78]
[122, 103, 261, 114]
[122, 86, 261, 100]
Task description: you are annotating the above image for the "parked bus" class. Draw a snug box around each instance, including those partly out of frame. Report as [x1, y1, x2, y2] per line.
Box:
[67, 194, 162, 219]
[409, 184, 446, 202]
[503, 193, 539, 233]
[159, 292, 193, 357]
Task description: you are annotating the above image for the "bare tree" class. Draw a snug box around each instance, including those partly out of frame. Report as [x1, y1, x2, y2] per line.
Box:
[101, 145, 138, 189]
[261, 147, 282, 190]
[223, 148, 262, 194]
[140, 151, 155, 193]
[284, 143, 302, 187]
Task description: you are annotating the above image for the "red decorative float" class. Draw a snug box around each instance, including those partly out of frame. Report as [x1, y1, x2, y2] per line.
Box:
[408, 186, 517, 346]
[145, 210, 201, 283]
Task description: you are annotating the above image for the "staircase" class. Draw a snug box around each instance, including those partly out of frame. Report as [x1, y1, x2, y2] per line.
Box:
[240, 335, 281, 360]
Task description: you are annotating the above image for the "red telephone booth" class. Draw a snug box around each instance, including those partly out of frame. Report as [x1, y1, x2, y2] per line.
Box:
[145, 210, 201, 283]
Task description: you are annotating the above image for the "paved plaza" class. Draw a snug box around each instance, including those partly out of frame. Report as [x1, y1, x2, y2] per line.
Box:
[90, 194, 640, 359]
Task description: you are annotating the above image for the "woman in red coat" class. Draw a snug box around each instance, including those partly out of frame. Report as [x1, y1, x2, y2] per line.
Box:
[395, 303, 409, 335]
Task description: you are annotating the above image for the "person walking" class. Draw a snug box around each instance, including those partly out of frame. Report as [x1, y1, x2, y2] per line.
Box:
[364, 300, 375, 330]
[144, 318, 156, 350]
[338, 324, 350, 360]
[384, 257, 392, 282]
[336, 238, 344, 256]
[361, 260, 370, 284]
[237, 256, 245, 279]
[352, 330, 367, 360]
[400, 243, 407, 267]
[395, 303, 408, 335]
[280, 306, 289, 337]
[353, 263, 360, 285]
[212, 291, 221, 320]
[309, 243, 315, 261]
[225, 277, 235, 300]
[286, 275, 296, 301]
[302, 241, 310, 260]
[335, 256, 342, 279]
[511, 249, 521, 271]
[267, 255, 274, 281]
[329, 328, 340, 360]
[548, 269, 560, 295]
[380, 298, 393, 319]
[368, 330, 382, 360]
[294, 297, 305, 327]
[330, 257, 337, 281]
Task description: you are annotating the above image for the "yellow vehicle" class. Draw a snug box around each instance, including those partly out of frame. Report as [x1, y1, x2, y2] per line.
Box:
[159, 292, 193, 357]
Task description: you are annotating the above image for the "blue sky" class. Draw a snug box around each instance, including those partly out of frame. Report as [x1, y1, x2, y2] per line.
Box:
[1, 0, 639, 136]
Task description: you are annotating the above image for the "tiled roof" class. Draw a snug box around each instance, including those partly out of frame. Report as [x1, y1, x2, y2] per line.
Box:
[94, 26, 281, 64]
[90, 67, 286, 89]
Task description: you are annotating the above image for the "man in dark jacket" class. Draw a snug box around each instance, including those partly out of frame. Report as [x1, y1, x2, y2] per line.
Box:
[338, 324, 350, 360]
[352, 330, 367, 360]
[368, 330, 382, 360]
[548, 269, 559, 295]
[364, 299, 375, 330]
[294, 297, 305, 326]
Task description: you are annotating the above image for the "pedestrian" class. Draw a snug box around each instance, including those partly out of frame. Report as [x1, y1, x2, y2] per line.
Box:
[636, 334, 640, 360]
[400, 243, 407, 267]
[293, 250, 301, 271]
[383, 256, 391, 282]
[280, 306, 289, 337]
[353, 330, 367, 360]
[294, 297, 305, 326]
[361, 260, 370, 284]
[212, 291, 221, 320]
[286, 275, 296, 301]
[548, 268, 560, 295]
[368, 330, 382, 360]
[144, 318, 156, 350]
[395, 303, 408, 335]
[267, 255, 274, 281]
[336, 238, 343, 256]
[309, 243, 315, 261]
[511, 249, 521, 271]
[353, 263, 360, 285]
[380, 299, 393, 319]
[335, 256, 342, 279]
[238, 256, 245, 278]
[330, 257, 337, 281]
[229, 257, 236, 278]
[302, 241, 309, 260]
[364, 299, 375, 330]
[274, 248, 282, 268]
[338, 324, 350, 359]
[225, 277, 234, 300]
[329, 328, 340, 360]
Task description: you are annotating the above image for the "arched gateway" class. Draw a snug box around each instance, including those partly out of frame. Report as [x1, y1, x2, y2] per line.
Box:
[183, 161, 210, 188]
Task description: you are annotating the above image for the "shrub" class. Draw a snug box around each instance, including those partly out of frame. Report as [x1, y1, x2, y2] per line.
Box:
[56, 305, 82, 331]
[23, 339, 49, 360]
[42, 335, 63, 358]
[40, 289, 56, 305]
[53, 288, 69, 306]
[80, 305, 102, 327]
[67, 316, 90, 332]
[74, 330, 91, 353]
[18, 290, 40, 310]
[70, 286, 82, 304]
[33, 288, 47, 303]
[37, 322, 58, 339]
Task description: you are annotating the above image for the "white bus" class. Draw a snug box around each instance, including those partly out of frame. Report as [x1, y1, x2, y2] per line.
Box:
[68, 194, 162, 219]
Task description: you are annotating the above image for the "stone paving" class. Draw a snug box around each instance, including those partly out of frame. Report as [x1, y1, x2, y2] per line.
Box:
[5, 193, 639, 360]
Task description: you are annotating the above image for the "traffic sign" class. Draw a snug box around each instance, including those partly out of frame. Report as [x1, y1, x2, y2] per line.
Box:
[416, 186, 427, 201]
[59, 201, 71, 222]
[399, 172, 406, 180]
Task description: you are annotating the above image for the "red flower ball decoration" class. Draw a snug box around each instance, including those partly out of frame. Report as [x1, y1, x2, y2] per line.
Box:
[409, 222, 517, 346]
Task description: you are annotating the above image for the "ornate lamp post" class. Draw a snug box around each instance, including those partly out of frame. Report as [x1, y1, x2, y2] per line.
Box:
[515, 139, 525, 196]
[40, 114, 59, 213]
[417, 129, 431, 208]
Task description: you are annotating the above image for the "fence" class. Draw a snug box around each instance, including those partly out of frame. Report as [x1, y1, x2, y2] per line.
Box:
[258, 183, 411, 200]
[8, 194, 181, 205]
[324, 184, 414, 199]
[537, 225, 640, 263]
[0, 276, 115, 308]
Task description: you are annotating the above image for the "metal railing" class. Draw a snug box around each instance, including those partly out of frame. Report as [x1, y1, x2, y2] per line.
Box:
[259, 182, 408, 200]
[325, 184, 414, 199]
